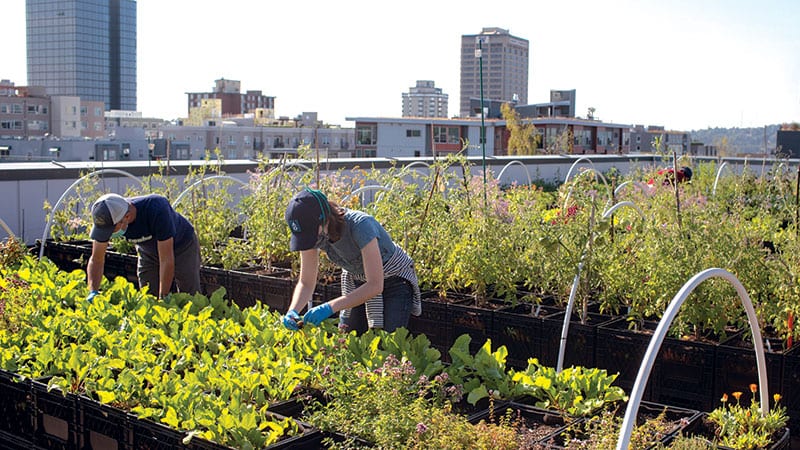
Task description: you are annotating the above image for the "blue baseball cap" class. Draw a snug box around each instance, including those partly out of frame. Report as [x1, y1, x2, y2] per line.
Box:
[285, 189, 327, 251]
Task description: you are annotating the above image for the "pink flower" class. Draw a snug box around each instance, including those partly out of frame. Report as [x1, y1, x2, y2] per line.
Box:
[416, 422, 428, 434]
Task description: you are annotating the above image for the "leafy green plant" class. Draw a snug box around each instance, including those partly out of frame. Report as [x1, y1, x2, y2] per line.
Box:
[445, 334, 523, 404]
[511, 358, 627, 417]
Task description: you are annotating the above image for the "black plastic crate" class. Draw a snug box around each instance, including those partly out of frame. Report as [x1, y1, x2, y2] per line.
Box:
[41, 240, 92, 272]
[449, 301, 497, 356]
[130, 417, 190, 450]
[199, 265, 229, 298]
[492, 303, 562, 370]
[595, 319, 657, 397]
[540, 310, 614, 369]
[312, 281, 341, 304]
[407, 295, 453, 358]
[0, 369, 34, 438]
[714, 333, 784, 411]
[650, 329, 720, 412]
[780, 344, 800, 435]
[0, 429, 36, 450]
[31, 378, 79, 450]
[540, 401, 700, 449]
[226, 267, 294, 311]
[79, 395, 132, 450]
[664, 413, 791, 450]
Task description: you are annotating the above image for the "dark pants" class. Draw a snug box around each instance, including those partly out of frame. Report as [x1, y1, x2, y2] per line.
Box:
[137, 233, 201, 295]
[339, 276, 413, 334]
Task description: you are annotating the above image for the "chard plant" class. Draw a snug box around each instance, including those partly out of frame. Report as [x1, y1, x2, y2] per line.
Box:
[511, 358, 627, 417]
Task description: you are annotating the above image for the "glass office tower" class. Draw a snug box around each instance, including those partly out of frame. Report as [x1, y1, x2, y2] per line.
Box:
[26, 0, 137, 111]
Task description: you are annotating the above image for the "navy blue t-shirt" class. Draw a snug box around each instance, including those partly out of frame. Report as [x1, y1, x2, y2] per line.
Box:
[121, 195, 195, 256]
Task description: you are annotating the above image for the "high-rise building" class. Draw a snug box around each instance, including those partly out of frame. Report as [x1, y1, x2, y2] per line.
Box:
[459, 27, 529, 118]
[402, 80, 449, 118]
[26, 0, 137, 111]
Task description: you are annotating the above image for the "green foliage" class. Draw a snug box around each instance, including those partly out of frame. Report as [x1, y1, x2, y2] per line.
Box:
[562, 406, 678, 449]
[446, 335, 524, 404]
[706, 387, 788, 449]
[511, 358, 627, 417]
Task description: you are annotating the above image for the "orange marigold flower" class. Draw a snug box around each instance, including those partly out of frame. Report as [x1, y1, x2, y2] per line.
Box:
[774, 393, 782, 403]
[721, 393, 728, 403]
[750, 383, 758, 393]
[732, 392, 742, 401]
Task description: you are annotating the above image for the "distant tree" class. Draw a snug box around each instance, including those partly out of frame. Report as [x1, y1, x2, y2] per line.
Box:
[714, 136, 731, 157]
[587, 107, 596, 120]
[501, 102, 540, 155]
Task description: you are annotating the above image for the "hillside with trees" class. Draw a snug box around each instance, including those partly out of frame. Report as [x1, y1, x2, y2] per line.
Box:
[689, 124, 780, 156]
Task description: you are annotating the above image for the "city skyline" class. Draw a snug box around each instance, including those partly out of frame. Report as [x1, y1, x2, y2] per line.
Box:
[5, 0, 800, 131]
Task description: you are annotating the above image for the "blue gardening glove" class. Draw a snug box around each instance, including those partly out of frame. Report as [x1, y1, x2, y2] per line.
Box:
[282, 310, 303, 331]
[86, 290, 99, 303]
[303, 303, 334, 327]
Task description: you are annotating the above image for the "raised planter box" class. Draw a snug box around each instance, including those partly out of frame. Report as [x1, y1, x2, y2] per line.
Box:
[781, 344, 800, 437]
[407, 293, 456, 358]
[540, 310, 617, 369]
[492, 302, 563, 370]
[713, 333, 784, 412]
[31, 378, 80, 450]
[78, 394, 133, 450]
[663, 414, 791, 449]
[0, 369, 34, 439]
[469, 401, 574, 447]
[539, 401, 700, 449]
[225, 266, 294, 311]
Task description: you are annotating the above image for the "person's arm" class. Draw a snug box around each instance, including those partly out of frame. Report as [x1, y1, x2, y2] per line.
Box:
[327, 238, 384, 313]
[156, 237, 175, 298]
[86, 240, 109, 291]
[287, 248, 320, 313]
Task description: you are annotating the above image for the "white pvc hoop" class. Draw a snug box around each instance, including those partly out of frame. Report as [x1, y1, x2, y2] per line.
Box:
[496, 160, 532, 186]
[617, 268, 770, 449]
[564, 156, 597, 184]
[173, 175, 248, 207]
[341, 185, 391, 206]
[0, 217, 15, 239]
[39, 169, 144, 259]
[712, 161, 732, 196]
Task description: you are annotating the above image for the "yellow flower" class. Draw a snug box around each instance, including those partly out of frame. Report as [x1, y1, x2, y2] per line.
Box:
[774, 393, 782, 403]
[732, 391, 742, 402]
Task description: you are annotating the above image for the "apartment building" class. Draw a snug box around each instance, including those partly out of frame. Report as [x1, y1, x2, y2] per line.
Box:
[460, 27, 529, 118]
[402, 80, 449, 118]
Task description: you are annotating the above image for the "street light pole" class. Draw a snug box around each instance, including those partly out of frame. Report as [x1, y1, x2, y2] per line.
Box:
[476, 37, 488, 207]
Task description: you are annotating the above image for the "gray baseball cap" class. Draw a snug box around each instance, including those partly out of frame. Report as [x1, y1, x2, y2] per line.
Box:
[90, 193, 129, 242]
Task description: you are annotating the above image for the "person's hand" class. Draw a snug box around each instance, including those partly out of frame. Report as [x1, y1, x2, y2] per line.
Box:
[282, 310, 303, 331]
[303, 303, 334, 327]
[86, 290, 99, 303]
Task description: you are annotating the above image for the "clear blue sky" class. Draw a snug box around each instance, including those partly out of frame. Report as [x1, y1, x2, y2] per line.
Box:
[5, 0, 799, 130]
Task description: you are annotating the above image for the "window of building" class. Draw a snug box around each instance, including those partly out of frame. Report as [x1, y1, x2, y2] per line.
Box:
[433, 126, 460, 144]
[12, 104, 22, 114]
[95, 107, 102, 116]
[80, 106, 88, 116]
[0, 104, 7, 113]
[356, 124, 377, 145]
[406, 129, 421, 138]
[28, 105, 38, 114]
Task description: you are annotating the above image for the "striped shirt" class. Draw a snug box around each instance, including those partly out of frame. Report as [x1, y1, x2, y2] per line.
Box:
[338, 243, 421, 329]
